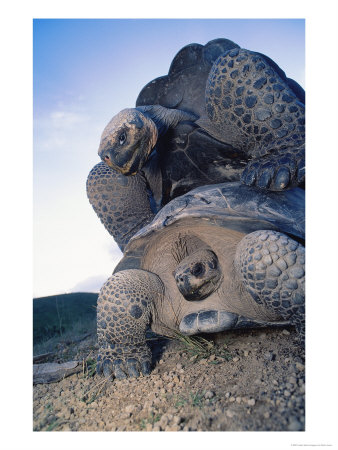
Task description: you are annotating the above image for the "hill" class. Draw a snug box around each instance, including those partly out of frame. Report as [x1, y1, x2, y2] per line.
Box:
[33, 292, 98, 344]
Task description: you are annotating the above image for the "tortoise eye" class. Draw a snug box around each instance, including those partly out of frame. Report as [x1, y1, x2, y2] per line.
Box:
[191, 263, 204, 277]
[119, 132, 126, 145]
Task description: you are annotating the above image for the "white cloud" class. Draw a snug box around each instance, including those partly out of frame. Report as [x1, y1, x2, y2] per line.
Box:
[50, 110, 90, 129]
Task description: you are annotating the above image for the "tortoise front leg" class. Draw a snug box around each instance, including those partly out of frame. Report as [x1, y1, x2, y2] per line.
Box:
[86, 162, 155, 252]
[96, 269, 164, 379]
[234, 230, 305, 344]
[206, 48, 305, 191]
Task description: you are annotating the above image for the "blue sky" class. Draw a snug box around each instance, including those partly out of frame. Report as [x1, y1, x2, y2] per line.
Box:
[33, 19, 306, 298]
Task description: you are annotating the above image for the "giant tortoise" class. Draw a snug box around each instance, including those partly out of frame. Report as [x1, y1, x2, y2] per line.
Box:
[87, 38, 305, 251]
[96, 182, 305, 379]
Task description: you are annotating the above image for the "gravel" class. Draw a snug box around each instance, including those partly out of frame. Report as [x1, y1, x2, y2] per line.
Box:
[33, 327, 305, 431]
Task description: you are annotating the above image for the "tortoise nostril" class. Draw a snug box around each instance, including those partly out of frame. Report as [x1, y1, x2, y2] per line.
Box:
[104, 154, 110, 161]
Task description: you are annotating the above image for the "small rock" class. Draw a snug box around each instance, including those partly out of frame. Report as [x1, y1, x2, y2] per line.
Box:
[229, 397, 236, 403]
[172, 416, 182, 425]
[295, 362, 305, 371]
[284, 390, 291, 397]
[165, 425, 180, 431]
[176, 363, 182, 370]
[282, 329, 290, 335]
[263, 351, 275, 361]
[225, 392, 231, 399]
[263, 412, 270, 419]
[208, 354, 216, 361]
[226, 409, 235, 418]
[204, 391, 215, 399]
[233, 357, 240, 362]
[236, 397, 242, 404]
[199, 358, 208, 365]
[288, 418, 303, 431]
[243, 350, 249, 357]
[125, 405, 134, 414]
[247, 398, 256, 406]
[159, 359, 164, 365]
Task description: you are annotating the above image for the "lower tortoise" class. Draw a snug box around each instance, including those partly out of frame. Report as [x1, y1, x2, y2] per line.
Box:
[96, 182, 305, 379]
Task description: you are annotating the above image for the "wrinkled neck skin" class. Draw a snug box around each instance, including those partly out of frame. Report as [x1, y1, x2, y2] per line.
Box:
[136, 105, 197, 137]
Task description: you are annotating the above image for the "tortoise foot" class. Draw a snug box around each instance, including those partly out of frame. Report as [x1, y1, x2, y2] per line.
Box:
[241, 151, 304, 190]
[96, 348, 152, 379]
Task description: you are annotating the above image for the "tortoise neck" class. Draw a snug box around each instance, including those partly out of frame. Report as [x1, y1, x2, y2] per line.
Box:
[136, 105, 197, 136]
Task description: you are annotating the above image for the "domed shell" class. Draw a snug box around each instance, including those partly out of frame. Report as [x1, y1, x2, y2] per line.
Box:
[136, 39, 240, 114]
[132, 182, 305, 242]
[136, 38, 304, 117]
[114, 182, 304, 273]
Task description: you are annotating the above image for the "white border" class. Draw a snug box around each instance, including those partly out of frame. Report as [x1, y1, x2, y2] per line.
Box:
[1, 1, 338, 449]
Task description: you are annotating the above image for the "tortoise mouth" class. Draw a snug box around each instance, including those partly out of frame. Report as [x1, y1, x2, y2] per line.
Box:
[176, 273, 223, 302]
[180, 278, 218, 301]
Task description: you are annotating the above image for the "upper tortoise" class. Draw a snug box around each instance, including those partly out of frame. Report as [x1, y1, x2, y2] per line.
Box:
[87, 38, 305, 251]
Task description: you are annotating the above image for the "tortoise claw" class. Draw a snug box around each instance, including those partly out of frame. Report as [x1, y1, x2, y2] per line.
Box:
[96, 352, 151, 380]
[126, 358, 141, 378]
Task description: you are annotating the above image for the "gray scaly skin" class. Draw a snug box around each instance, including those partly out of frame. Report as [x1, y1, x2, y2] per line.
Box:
[96, 269, 164, 378]
[86, 162, 154, 251]
[205, 48, 305, 190]
[234, 230, 305, 343]
[96, 230, 304, 380]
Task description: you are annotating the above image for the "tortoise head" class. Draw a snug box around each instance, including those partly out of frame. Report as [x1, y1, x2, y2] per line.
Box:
[173, 249, 222, 301]
[98, 108, 158, 175]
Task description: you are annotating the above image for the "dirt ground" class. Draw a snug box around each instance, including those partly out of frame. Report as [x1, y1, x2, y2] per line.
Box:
[33, 325, 305, 432]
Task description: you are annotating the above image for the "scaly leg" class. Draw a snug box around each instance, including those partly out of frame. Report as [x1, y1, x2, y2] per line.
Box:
[96, 269, 164, 379]
[234, 230, 305, 344]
